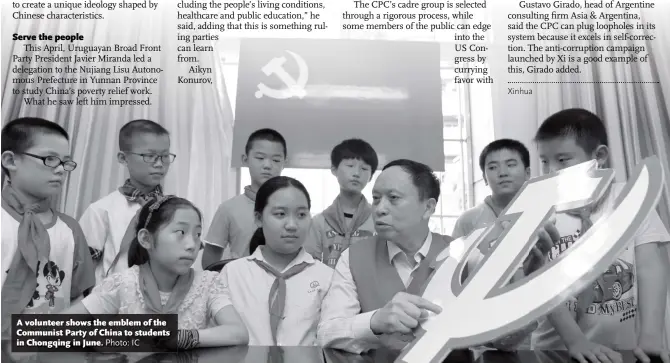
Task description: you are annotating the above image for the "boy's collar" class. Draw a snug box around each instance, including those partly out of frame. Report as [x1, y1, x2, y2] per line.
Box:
[123, 178, 162, 194]
[119, 179, 163, 205]
[483, 195, 507, 217]
[243, 185, 257, 202]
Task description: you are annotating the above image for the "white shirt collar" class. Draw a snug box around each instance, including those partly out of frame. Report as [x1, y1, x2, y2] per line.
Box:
[247, 246, 315, 272]
[387, 232, 433, 264]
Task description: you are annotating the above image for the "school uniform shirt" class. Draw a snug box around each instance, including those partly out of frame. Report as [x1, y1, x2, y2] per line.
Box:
[305, 212, 376, 266]
[1, 208, 95, 314]
[82, 266, 231, 329]
[206, 194, 256, 259]
[219, 248, 334, 346]
[452, 196, 501, 239]
[531, 182, 670, 350]
[79, 190, 140, 283]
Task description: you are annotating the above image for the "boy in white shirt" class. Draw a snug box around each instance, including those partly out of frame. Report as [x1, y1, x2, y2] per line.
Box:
[202, 128, 287, 268]
[79, 120, 174, 283]
[531, 108, 670, 363]
[453, 139, 531, 239]
[1, 117, 95, 337]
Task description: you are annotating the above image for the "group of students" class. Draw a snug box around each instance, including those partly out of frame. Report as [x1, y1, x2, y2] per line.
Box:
[452, 109, 670, 363]
[0, 109, 668, 362]
[0, 117, 381, 349]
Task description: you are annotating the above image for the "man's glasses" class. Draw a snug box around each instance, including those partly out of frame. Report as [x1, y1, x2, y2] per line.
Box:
[21, 153, 77, 171]
[126, 152, 176, 164]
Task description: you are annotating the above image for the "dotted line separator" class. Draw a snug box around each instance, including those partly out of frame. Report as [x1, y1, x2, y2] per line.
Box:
[507, 81, 659, 84]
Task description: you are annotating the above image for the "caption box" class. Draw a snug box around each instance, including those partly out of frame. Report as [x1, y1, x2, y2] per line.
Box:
[11, 314, 177, 353]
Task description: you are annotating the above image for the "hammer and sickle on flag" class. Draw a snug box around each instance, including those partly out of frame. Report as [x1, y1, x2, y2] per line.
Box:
[255, 50, 309, 100]
[396, 157, 665, 363]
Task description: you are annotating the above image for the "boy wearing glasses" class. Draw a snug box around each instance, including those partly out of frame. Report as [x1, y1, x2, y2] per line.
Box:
[1, 117, 95, 337]
[79, 119, 175, 283]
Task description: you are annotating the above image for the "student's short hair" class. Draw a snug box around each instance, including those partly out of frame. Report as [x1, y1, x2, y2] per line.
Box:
[128, 196, 203, 267]
[330, 139, 379, 173]
[1, 117, 69, 177]
[244, 128, 287, 157]
[248, 176, 311, 254]
[479, 139, 530, 173]
[118, 120, 169, 151]
[534, 108, 609, 154]
[382, 159, 440, 203]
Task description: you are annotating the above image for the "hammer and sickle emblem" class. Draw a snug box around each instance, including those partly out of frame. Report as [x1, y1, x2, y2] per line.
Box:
[255, 50, 309, 100]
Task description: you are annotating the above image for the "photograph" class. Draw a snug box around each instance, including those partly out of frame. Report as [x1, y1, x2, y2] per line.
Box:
[1, 1, 668, 362]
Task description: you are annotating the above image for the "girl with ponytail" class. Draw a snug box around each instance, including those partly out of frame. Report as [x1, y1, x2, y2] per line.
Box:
[219, 176, 334, 346]
[248, 225, 266, 255]
[63, 196, 248, 349]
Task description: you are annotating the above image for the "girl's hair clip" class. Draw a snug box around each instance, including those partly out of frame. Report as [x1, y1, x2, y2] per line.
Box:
[144, 195, 176, 229]
[149, 195, 174, 211]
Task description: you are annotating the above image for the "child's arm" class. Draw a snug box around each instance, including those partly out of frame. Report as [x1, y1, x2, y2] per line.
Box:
[198, 271, 249, 347]
[636, 243, 668, 347]
[304, 216, 325, 261]
[202, 204, 231, 269]
[197, 306, 249, 347]
[78, 206, 107, 265]
[548, 305, 622, 363]
[632, 210, 670, 358]
[548, 306, 588, 346]
[61, 274, 121, 315]
[451, 214, 468, 239]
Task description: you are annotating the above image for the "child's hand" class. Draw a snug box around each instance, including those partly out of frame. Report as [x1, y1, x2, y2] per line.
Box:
[634, 344, 670, 363]
[567, 339, 622, 363]
[522, 219, 559, 276]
